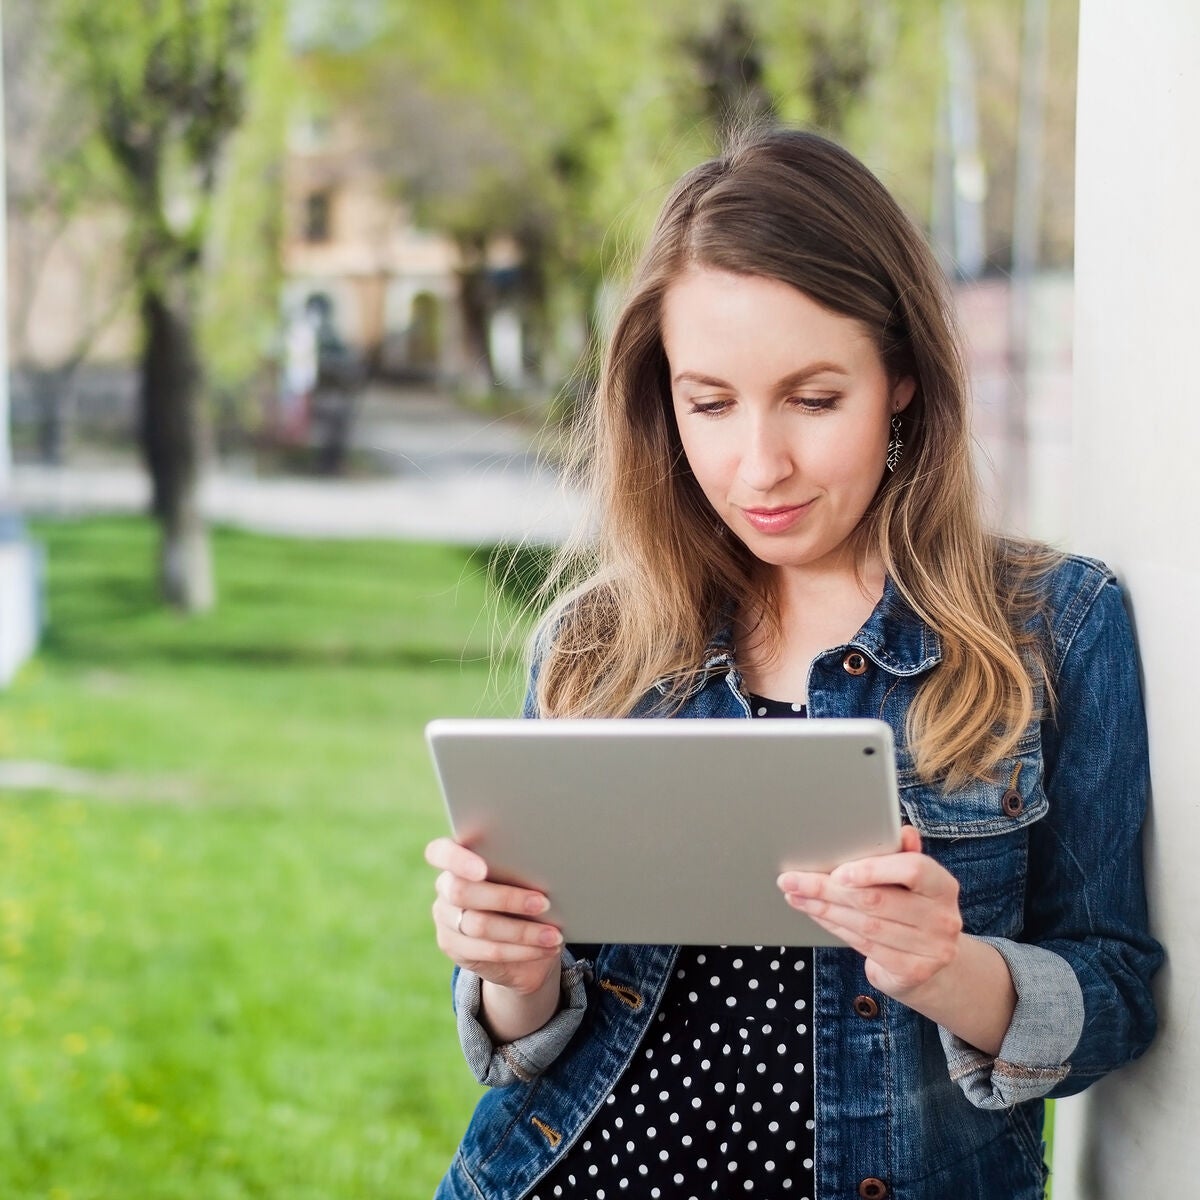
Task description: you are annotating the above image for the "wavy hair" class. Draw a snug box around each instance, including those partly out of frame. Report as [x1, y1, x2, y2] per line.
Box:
[533, 127, 1056, 788]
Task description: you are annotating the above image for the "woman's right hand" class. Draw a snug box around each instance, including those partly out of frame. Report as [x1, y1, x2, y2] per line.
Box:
[425, 836, 564, 997]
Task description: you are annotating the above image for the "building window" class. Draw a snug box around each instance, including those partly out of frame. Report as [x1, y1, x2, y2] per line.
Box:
[304, 191, 333, 243]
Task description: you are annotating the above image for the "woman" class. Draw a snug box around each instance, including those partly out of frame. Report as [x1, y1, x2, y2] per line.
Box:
[425, 128, 1161, 1200]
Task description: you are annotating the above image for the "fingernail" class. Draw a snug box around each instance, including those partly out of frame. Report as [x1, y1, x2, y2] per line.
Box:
[539, 927, 563, 948]
[525, 894, 550, 916]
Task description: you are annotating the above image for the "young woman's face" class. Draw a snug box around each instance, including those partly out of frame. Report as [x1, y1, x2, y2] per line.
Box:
[662, 268, 913, 580]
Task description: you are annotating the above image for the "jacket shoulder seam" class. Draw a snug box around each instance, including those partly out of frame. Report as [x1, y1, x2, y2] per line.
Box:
[1047, 558, 1118, 673]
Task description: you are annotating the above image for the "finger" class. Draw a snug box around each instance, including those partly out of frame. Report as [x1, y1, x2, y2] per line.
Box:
[784, 903, 872, 956]
[899, 824, 922, 854]
[435, 871, 550, 919]
[457, 950, 562, 999]
[778, 870, 937, 921]
[776, 868, 828, 896]
[433, 898, 562, 951]
[792, 904, 944, 978]
[785, 882, 934, 935]
[460, 940, 563, 967]
[424, 837, 488, 882]
[828, 850, 957, 900]
[786, 889, 958, 950]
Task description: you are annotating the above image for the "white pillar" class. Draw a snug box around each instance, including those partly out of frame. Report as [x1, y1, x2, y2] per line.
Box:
[1055, 1, 1200, 1193]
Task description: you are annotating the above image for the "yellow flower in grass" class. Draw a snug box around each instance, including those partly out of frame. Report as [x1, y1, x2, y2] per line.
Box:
[62, 1032, 88, 1056]
[0, 816, 34, 860]
[137, 836, 163, 863]
[129, 1101, 161, 1126]
[0, 896, 30, 927]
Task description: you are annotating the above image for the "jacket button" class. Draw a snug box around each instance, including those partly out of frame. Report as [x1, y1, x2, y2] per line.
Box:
[843, 651, 868, 676]
[1001, 789, 1025, 817]
[858, 1179, 890, 1200]
[853, 994, 880, 1018]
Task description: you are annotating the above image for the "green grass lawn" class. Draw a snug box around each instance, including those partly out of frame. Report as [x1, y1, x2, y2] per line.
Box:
[0, 518, 527, 1199]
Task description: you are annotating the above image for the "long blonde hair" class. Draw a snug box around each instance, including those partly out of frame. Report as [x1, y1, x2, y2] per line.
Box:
[534, 128, 1055, 789]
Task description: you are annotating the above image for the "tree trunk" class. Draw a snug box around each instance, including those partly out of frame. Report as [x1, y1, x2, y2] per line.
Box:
[139, 281, 214, 612]
[31, 367, 71, 466]
[514, 225, 551, 386]
[455, 233, 496, 393]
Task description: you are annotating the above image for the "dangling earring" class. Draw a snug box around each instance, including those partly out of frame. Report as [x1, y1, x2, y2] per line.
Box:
[886, 414, 904, 473]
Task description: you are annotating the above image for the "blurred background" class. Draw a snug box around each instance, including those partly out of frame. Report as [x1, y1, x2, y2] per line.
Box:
[0, 1, 1076, 1196]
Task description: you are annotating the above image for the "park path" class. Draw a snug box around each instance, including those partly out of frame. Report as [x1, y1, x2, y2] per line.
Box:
[7, 388, 585, 545]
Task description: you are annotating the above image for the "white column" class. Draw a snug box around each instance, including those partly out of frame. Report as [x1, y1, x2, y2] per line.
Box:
[1055, 1, 1200, 1193]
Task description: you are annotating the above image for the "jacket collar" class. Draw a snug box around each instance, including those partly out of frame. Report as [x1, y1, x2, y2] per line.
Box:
[849, 574, 943, 676]
[697, 575, 943, 681]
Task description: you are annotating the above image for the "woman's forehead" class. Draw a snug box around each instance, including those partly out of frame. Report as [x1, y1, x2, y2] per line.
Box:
[660, 269, 882, 376]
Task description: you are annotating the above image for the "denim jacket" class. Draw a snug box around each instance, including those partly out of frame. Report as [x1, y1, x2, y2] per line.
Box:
[436, 553, 1162, 1200]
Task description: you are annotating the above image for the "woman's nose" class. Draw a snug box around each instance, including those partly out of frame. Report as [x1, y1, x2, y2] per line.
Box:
[738, 420, 795, 492]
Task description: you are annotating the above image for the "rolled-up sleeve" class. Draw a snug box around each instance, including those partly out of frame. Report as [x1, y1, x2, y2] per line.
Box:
[939, 938, 1084, 1108]
[452, 952, 590, 1088]
[942, 574, 1163, 1108]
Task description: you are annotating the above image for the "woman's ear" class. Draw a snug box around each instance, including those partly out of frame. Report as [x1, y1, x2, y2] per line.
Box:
[891, 376, 916, 414]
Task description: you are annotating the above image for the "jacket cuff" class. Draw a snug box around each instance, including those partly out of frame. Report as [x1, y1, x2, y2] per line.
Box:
[454, 950, 590, 1087]
[938, 937, 1085, 1110]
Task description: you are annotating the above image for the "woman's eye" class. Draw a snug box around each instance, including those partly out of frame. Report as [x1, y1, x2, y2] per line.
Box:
[687, 399, 731, 416]
[792, 395, 838, 412]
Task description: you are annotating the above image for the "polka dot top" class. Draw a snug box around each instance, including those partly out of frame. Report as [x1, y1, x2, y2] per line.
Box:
[529, 694, 816, 1200]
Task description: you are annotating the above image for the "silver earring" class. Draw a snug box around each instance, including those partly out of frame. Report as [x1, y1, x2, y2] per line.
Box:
[886, 414, 904, 473]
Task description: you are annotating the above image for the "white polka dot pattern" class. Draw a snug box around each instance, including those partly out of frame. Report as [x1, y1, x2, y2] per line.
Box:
[529, 944, 815, 1198]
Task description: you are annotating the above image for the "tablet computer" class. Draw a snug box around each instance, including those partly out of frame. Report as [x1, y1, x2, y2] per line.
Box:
[425, 717, 901, 947]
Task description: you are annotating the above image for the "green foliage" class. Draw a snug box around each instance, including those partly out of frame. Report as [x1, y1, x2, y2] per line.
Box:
[0, 519, 530, 1196]
[345, 0, 715, 310]
[47, 0, 289, 394]
[199, 3, 291, 401]
[56, 0, 255, 264]
[313, 0, 983, 394]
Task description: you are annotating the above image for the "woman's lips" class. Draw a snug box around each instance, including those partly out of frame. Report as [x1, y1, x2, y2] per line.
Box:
[739, 502, 814, 533]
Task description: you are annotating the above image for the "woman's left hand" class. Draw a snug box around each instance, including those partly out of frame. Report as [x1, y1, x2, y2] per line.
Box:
[777, 825, 964, 1003]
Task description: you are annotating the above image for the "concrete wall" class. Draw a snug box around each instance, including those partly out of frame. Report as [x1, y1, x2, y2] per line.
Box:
[1054, 1, 1200, 1192]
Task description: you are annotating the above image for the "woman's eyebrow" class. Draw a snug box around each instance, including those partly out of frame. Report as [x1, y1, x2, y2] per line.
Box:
[672, 362, 852, 389]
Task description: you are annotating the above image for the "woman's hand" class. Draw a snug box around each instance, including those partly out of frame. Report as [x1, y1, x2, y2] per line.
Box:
[425, 837, 564, 998]
[777, 825, 1017, 1055]
[778, 825, 963, 999]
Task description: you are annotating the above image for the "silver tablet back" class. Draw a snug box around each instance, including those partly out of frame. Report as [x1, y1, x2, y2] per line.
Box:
[426, 717, 901, 947]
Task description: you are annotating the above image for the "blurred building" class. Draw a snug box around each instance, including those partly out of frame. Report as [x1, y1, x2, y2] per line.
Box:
[281, 109, 522, 388]
[4, 106, 540, 467]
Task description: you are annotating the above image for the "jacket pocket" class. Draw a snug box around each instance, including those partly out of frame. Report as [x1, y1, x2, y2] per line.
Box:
[898, 733, 1045, 938]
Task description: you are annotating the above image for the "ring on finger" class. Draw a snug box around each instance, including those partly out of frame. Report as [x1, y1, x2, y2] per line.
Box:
[455, 907, 469, 936]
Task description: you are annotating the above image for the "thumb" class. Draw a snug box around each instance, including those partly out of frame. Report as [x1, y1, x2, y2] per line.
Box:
[899, 823, 923, 854]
